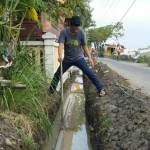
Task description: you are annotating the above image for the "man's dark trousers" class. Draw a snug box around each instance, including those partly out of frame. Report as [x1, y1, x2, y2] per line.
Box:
[49, 58, 103, 93]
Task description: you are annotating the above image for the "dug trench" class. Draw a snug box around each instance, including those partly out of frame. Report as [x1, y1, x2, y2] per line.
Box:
[0, 69, 92, 150]
[1, 62, 150, 150]
[84, 62, 150, 150]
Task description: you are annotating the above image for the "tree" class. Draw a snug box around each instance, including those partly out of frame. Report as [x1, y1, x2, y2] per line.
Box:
[0, 0, 46, 44]
[88, 22, 124, 49]
[44, 0, 95, 28]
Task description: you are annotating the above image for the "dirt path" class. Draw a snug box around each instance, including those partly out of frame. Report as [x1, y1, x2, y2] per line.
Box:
[100, 58, 150, 96]
[84, 62, 150, 150]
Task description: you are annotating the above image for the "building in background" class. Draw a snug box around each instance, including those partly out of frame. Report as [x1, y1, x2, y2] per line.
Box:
[104, 43, 124, 56]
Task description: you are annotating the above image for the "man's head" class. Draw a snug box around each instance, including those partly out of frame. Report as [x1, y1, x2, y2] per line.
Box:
[70, 16, 81, 33]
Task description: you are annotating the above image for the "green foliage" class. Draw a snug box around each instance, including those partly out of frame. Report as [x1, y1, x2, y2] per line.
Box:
[0, 0, 46, 11]
[64, 0, 95, 28]
[137, 55, 150, 66]
[20, 0, 45, 10]
[44, 0, 95, 28]
[0, 0, 94, 32]
[0, 0, 29, 51]
[137, 56, 146, 63]
[0, 0, 46, 28]
[16, 0, 46, 21]
[0, 0, 52, 146]
[1, 46, 51, 135]
[88, 22, 124, 44]
[21, 133, 39, 150]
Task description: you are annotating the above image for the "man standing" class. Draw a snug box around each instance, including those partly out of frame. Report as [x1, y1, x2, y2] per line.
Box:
[48, 16, 105, 97]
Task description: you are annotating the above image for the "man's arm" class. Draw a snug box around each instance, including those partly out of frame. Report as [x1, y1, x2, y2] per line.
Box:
[80, 29, 94, 67]
[82, 45, 94, 67]
[82, 45, 91, 58]
[58, 29, 65, 63]
[58, 43, 64, 62]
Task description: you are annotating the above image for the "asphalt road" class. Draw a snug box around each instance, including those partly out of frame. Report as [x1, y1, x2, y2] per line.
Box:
[100, 58, 150, 96]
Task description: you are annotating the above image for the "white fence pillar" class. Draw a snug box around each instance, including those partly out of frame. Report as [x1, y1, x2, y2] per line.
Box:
[42, 32, 58, 78]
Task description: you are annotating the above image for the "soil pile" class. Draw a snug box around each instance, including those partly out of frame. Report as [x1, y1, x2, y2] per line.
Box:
[84, 62, 150, 150]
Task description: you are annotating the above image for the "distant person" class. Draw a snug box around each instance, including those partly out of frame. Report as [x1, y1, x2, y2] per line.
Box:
[91, 47, 97, 57]
[48, 16, 106, 97]
[116, 44, 121, 60]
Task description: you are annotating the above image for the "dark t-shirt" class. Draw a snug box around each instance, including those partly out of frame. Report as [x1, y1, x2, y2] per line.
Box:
[58, 28, 86, 62]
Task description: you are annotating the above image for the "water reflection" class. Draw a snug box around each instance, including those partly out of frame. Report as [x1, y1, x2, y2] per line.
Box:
[71, 125, 89, 150]
[55, 76, 91, 150]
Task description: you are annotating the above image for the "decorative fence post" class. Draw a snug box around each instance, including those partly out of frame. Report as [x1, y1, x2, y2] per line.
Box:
[42, 32, 58, 78]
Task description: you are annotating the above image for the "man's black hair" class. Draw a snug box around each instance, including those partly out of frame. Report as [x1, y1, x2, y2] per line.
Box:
[65, 17, 71, 22]
[64, 17, 71, 26]
[70, 16, 81, 26]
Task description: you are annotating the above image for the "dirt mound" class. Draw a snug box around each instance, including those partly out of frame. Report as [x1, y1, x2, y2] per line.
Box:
[84, 62, 150, 150]
[0, 113, 22, 150]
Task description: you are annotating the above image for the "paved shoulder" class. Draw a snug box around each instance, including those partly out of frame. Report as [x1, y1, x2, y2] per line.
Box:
[100, 58, 150, 96]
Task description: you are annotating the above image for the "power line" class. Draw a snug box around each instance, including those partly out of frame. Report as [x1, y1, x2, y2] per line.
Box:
[111, 0, 137, 27]
[108, 0, 118, 11]
[102, 0, 113, 18]
[109, 0, 121, 16]
[95, 0, 113, 25]
[108, 0, 137, 25]
[119, 0, 137, 22]
[101, 0, 121, 24]
[105, 0, 122, 19]
[110, 0, 137, 41]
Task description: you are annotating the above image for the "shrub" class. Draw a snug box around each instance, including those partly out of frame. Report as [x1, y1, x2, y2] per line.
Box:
[0, 46, 51, 137]
[137, 56, 150, 66]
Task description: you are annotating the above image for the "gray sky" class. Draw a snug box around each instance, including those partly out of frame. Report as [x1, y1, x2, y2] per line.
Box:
[90, 0, 150, 49]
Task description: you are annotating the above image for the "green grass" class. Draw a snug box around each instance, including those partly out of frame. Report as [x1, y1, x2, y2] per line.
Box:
[0, 46, 52, 148]
[0, 2, 52, 148]
[21, 133, 39, 150]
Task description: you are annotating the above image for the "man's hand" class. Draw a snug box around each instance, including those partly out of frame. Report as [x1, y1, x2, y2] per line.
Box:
[88, 57, 94, 68]
[58, 57, 63, 63]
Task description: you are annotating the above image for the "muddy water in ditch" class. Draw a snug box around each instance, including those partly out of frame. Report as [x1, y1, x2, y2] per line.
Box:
[55, 75, 91, 150]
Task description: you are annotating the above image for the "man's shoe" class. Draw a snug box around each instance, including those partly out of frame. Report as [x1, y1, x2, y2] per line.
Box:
[98, 89, 106, 97]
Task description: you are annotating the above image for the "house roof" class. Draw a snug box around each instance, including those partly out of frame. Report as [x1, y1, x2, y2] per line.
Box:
[105, 44, 117, 48]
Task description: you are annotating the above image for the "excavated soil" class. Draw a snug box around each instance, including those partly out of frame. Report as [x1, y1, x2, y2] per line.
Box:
[0, 113, 22, 150]
[84, 62, 150, 150]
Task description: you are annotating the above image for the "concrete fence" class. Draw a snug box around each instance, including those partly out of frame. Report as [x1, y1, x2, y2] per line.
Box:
[20, 32, 70, 84]
[20, 32, 59, 78]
